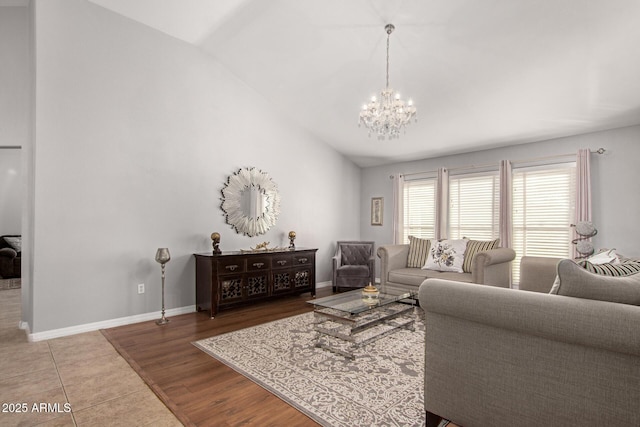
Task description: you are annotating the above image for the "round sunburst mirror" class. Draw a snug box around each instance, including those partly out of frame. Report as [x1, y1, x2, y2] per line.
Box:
[220, 167, 281, 237]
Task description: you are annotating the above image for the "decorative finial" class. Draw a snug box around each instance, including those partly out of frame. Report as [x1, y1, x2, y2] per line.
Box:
[288, 231, 296, 249]
[155, 248, 171, 325]
[211, 232, 221, 254]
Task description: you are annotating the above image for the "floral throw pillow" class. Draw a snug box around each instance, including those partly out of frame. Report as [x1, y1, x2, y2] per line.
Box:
[422, 239, 468, 272]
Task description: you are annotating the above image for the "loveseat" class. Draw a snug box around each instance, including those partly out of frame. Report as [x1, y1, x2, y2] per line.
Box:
[0, 235, 21, 278]
[377, 239, 515, 294]
[418, 256, 640, 427]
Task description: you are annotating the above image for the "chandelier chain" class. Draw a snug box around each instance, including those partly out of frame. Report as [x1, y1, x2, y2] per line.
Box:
[386, 31, 390, 89]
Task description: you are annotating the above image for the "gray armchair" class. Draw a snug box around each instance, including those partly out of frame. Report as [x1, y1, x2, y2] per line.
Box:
[332, 241, 376, 292]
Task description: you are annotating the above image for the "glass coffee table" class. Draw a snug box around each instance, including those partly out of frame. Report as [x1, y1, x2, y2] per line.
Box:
[307, 287, 415, 359]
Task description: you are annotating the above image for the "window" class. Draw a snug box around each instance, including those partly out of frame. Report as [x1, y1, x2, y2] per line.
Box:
[398, 161, 577, 285]
[449, 171, 499, 240]
[512, 162, 576, 283]
[402, 178, 436, 243]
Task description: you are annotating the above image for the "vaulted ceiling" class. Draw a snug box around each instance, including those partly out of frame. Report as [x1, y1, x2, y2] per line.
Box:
[88, 0, 640, 166]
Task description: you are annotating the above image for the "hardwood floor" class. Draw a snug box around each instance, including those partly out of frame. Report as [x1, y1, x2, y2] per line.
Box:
[102, 288, 333, 427]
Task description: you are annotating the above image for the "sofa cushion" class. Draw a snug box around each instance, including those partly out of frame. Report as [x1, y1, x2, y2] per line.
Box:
[1, 235, 21, 256]
[424, 270, 473, 283]
[549, 258, 640, 293]
[336, 265, 370, 277]
[407, 236, 431, 268]
[462, 239, 500, 273]
[389, 267, 473, 287]
[577, 260, 640, 276]
[551, 259, 640, 306]
[619, 254, 640, 263]
[3, 236, 21, 253]
[340, 243, 371, 266]
[423, 239, 468, 272]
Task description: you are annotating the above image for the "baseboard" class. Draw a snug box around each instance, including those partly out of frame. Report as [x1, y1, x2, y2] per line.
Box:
[28, 305, 196, 342]
[29, 282, 330, 341]
[18, 320, 30, 335]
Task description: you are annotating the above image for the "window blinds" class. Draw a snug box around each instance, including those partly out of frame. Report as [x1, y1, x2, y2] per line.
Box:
[402, 179, 436, 242]
[511, 162, 576, 283]
[449, 172, 500, 240]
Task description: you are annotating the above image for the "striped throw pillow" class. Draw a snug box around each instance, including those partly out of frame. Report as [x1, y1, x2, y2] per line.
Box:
[462, 239, 500, 273]
[407, 236, 431, 268]
[577, 260, 640, 276]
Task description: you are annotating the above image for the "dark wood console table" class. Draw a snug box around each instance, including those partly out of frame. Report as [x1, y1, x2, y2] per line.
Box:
[194, 248, 318, 318]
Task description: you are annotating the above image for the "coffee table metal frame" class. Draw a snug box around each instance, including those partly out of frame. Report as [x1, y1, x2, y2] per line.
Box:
[307, 288, 415, 359]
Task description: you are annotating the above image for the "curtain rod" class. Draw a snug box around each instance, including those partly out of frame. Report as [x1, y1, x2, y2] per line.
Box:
[396, 148, 606, 179]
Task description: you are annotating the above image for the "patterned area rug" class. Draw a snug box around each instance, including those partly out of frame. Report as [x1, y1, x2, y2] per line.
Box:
[0, 278, 21, 291]
[194, 310, 426, 427]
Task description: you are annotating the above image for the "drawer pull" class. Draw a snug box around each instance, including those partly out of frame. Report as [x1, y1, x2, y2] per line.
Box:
[225, 265, 239, 271]
[298, 258, 308, 263]
[253, 262, 265, 268]
[277, 260, 287, 266]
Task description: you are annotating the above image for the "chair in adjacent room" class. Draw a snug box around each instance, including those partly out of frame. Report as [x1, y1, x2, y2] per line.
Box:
[0, 235, 21, 279]
[332, 241, 376, 292]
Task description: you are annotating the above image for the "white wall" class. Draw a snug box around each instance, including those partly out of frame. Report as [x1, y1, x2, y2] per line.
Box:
[0, 7, 28, 235]
[0, 6, 29, 149]
[361, 125, 640, 272]
[1, 6, 30, 323]
[0, 148, 22, 235]
[29, 0, 360, 333]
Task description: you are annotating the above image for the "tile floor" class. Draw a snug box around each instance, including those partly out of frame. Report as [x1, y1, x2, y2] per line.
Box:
[0, 288, 182, 426]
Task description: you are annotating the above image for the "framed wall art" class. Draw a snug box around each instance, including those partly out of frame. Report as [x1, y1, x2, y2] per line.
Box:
[371, 197, 383, 226]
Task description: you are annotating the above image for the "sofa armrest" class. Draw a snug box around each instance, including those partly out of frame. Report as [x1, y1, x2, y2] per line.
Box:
[332, 247, 341, 290]
[519, 256, 562, 293]
[0, 247, 17, 258]
[418, 279, 640, 426]
[332, 254, 341, 268]
[377, 244, 409, 287]
[420, 279, 640, 355]
[470, 247, 515, 287]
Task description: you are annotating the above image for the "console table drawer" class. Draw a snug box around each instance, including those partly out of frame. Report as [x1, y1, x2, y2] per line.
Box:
[247, 257, 271, 271]
[272, 254, 293, 269]
[293, 255, 312, 266]
[217, 258, 245, 274]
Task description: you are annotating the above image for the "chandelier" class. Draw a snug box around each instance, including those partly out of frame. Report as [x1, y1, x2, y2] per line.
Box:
[359, 24, 416, 139]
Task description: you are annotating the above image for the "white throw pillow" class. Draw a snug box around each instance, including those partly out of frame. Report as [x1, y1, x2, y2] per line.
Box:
[422, 239, 468, 273]
[587, 248, 620, 265]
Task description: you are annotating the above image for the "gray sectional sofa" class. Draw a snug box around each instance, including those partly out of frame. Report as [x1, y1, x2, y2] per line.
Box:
[418, 256, 640, 427]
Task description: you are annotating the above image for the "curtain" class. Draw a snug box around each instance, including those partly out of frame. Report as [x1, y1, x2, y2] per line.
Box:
[435, 168, 449, 240]
[499, 160, 513, 249]
[392, 174, 405, 244]
[573, 148, 592, 258]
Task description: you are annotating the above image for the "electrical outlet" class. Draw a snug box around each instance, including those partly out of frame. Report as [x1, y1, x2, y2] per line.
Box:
[137, 283, 145, 294]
